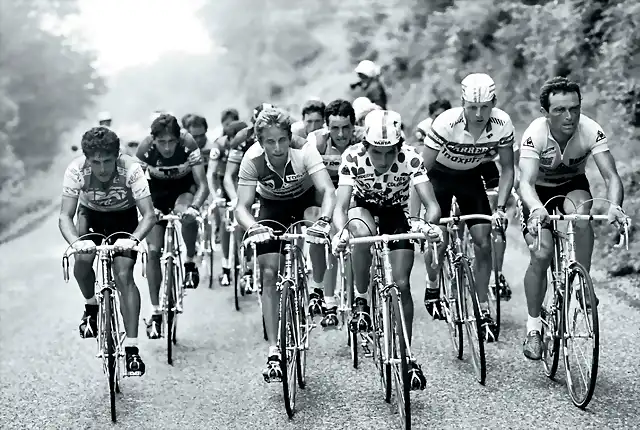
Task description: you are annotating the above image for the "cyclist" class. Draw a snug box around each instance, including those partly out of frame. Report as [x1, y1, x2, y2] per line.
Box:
[208, 108, 240, 245]
[122, 140, 139, 157]
[518, 76, 626, 360]
[235, 107, 336, 383]
[305, 99, 365, 328]
[187, 115, 214, 166]
[332, 109, 442, 390]
[59, 126, 156, 376]
[353, 96, 381, 126]
[136, 114, 209, 339]
[181, 113, 195, 131]
[420, 73, 515, 342]
[98, 111, 112, 128]
[291, 98, 325, 138]
[414, 99, 452, 145]
[350, 60, 388, 109]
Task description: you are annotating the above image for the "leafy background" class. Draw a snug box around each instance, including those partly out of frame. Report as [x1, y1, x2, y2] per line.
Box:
[1, 0, 638, 274]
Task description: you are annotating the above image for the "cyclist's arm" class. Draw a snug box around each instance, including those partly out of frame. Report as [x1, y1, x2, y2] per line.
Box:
[496, 145, 515, 208]
[235, 184, 257, 230]
[414, 181, 441, 223]
[593, 151, 624, 206]
[223, 162, 240, 201]
[59, 196, 80, 244]
[518, 157, 543, 210]
[332, 185, 353, 232]
[309, 169, 336, 220]
[132, 196, 156, 242]
[207, 158, 219, 194]
[191, 164, 209, 209]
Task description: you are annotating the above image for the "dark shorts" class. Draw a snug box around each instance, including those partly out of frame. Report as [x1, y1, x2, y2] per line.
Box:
[479, 161, 500, 189]
[255, 187, 320, 256]
[76, 205, 138, 259]
[148, 175, 196, 215]
[519, 174, 592, 235]
[351, 198, 413, 251]
[429, 164, 492, 228]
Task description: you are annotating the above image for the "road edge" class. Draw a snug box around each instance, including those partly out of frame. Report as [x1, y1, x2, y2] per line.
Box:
[0, 200, 58, 245]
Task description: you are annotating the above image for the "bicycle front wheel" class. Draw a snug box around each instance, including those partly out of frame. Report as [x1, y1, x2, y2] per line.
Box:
[102, 289, 117, 422]
[296, 273, 310, 389]
[439, 254, 463, 359]
[372, 281, 392, 403]
[460, 258, 486, 385]
[563, 262, 599, 409]
[279, 280, 298, 417]
[389, 288, 411, 429]
[163, 257, 177, 365]
[230, 238, 240, 311]
[541, 267, 561, 379]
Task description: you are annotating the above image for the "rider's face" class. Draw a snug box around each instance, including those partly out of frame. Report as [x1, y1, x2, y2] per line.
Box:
[544, 91, 581, 139]
[88, 152, 118, 183]
[260, 126, 291, 168]
[155, 132, 179, 158]
[188, 125, 208, 149]
[463, 99, 495, 130]
[303, 112, 324, 135]
[367, 145, 398, 172]
[327, 115, 354, 148]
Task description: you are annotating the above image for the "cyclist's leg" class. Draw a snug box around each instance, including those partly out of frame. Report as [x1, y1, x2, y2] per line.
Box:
[174, 189, 200, 287]
[213, 174, 224, 243]
[561, 176, 594, 271]
[218, 188, 232, 286]
[74, 206, 99, 338]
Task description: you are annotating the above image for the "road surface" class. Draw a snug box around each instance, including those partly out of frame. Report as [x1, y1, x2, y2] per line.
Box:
[1, 215, 639, 429]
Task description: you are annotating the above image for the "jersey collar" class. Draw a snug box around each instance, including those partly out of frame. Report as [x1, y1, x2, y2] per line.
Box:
[263, 147, 291, 173]
[461, 110, 493, 133]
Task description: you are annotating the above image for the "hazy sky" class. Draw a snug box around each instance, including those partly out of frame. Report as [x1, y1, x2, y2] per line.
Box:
[73, 0, 214, 74]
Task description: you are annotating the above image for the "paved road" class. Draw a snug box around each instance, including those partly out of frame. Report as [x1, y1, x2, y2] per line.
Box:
[1, 215, 639, 429]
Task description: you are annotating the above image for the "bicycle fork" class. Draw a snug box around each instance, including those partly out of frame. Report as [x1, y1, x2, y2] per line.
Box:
[96, 256, 125, 372]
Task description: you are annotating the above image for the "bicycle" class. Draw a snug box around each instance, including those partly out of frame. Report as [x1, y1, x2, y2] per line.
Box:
[336, 251, 359, 368]
[433, 214, 493, 385]
[244, 220, 329, 418]
[62, 233, 147, 423]
[532, 197, 630, 408]
[196, 199, 221, 289]
[344, 229, 433, 430]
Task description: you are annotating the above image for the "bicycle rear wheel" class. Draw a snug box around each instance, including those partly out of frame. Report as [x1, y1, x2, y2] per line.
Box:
[103, 289, 117, 422]
[488, 237, 501, 341]
[439, 254, 463, 359]
[541, 266, 562, 379]
[163, 257, 177, 365]
[279, 281, 298, 417]
[389, 288, 411, 429]
[205, 220, 214, 289]
[372, 281, 392, 403]
[563, 262, 599, 409]
[460, 258, 486, 385]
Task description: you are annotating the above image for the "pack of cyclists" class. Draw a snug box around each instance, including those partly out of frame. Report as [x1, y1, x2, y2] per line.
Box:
[59, 73, 629, 387]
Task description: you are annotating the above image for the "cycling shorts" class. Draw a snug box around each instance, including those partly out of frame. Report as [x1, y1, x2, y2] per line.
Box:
[519, 174, 591, 235]
[76, 205, 138, 259]
[479, 161, 500, 189]
[351, 198, 412, 251]
[149, 175, 196, 216]
[428, 164, 492, 228]
[254, 187, 321, 256]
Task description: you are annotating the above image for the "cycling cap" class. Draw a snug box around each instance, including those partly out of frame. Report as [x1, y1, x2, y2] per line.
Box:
[97, 111, 112, 122]
[354, 60, 379, 78]
[461, 73, 496, 103]
[354, 97, 381, 123]
[364, 110, 403, 146]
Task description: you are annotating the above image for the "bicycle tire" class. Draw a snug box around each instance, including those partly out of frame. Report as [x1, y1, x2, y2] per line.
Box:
[439, 254, 463, 359]
[103, 289, 117, 422]
[297, 269, 310, 389]
[389, 288, 411, 429]
[230, 238, 240, 311]
[460, 258, 486, 385]
[489, 234, 501, 341]
[541, 266, 562, 379]
[164, 257, 176, 365]
[279, 280, 298, 417]
[207, 220, 214, 289]
[372, 280, 392, 403]
[563, 262, 599, 409]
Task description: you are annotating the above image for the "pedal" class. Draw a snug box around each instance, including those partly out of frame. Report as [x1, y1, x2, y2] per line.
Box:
[362, 343, 373, 358]
[126, 369, 144, 377]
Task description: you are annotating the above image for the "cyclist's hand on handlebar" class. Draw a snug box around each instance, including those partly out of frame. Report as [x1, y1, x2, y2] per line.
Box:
[607, 204, 628, 228]
[245, 224, 273, 244]
[527, 206, 550, 236]
[153, 208, 164, 218]
[72, 240, 96, 253]
[229, 197, 238, 209]
[331, 229, 351, 255]
[113, 238, 137, 251]
[306, 217, 331, 243]
[492, 207, 508, 229]
[183, 206, 200, 220]
[411, 220, 443, 243]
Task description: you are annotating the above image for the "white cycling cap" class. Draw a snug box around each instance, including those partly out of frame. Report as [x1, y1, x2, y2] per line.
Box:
[97, 111, 112, 122]
[354, 60, 379, 78]
[353, 97, 381, 122]
[461, 73, 496, 103]
[364, 109, 403, 146]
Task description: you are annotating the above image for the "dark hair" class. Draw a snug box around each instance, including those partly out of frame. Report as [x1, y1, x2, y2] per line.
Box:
[181, 113, 195, 129]
[324, 99, 355, 126]
[539, 76, 582, 111]
[221, 108, 239, 123]
[428, 99, 452, 115]
[301, 100, 325, 118]
[126, 140, 139, 148]
[81, 126, 120, 156]
[189, 115, 208, 131]
[150, 114, 181, 139]
[224, 120, 249, 139]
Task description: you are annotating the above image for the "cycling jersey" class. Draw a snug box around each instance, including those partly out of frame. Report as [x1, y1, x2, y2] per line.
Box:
[291, 121, 306, 138]
[338, 143, 429, 210]
[137, 132, 203, 180]
[415, 117, 433, 140]
[237, 136, 325, 200]
[425, 107, 515, 171]
[307, 126, 366, 186]
[62, 154, 150, 212]
[210, 135, 230, 176]
[519, 114, 610, 187]
[227, 126, 256, 165]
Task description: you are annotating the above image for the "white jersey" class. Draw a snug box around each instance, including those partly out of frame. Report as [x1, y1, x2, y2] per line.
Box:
[424, 107, 515, 171]
[519, 114, 610, 187]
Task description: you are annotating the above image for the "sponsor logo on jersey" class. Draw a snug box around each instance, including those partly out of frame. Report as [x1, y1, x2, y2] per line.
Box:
[595, 130, 606, 143]
[285, 173, 305, 182]
[523, 137, 535, 148]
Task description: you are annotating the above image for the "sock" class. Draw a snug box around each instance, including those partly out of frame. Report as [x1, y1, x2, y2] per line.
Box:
[125, 337, 138, 348]
[221, 257, 230, 269]
[184, 257, 194, 264]
[479, 301, 490, 311]
[355, 290, 368, 300]
[308, 279, 323, 293]
[325, 295, 337, 308]
[152, 305, 162, 315]
[268, 345, 279, 357]
[85, 296, 98, 306]
[527, 315, 542, 334]
[426, 277, 439, 291]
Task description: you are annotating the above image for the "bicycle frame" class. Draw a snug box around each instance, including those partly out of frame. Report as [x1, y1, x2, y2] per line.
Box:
[159, 214, 185, 313]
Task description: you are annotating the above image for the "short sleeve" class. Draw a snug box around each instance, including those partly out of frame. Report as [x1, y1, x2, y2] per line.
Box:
[136, 136, 153, 167]
[237, 155, 259, 186]
[126, 163, 151, 200]
[589, 124, 609, 155]
[498, 117, 516, 148]
[519, 123, 542, 160]
[182, 134, 204, 166]
[406, 150, 430, 186]
[62, 161, 83, 197]
[337, 150, 356, 187]
[303, 141, 326, 176]
[424, 114, 447, 151]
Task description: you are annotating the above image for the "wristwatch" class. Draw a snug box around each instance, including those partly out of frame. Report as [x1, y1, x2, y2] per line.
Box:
[319, 216, 331, 224]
